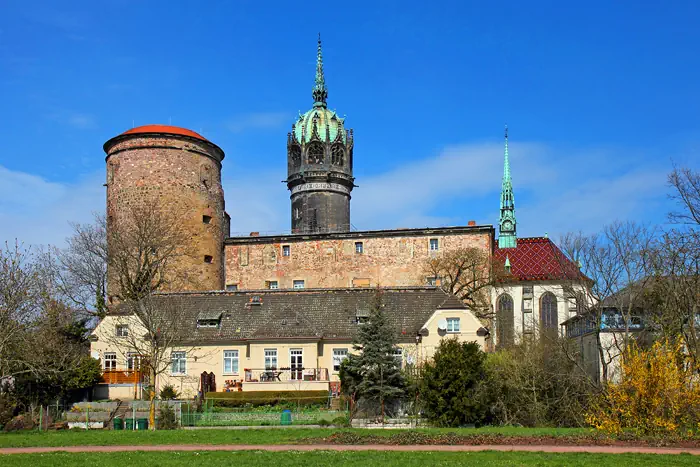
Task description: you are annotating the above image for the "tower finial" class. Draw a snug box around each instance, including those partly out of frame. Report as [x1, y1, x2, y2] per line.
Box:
[312, 33, 328, 107]
[498, 124, 517, 249]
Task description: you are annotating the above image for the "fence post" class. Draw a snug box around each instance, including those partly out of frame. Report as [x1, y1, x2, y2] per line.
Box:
[85, 407, 89, 430]
[38, 405, 42, 432]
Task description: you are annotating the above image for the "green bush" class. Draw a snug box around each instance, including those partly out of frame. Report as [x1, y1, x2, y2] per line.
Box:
[159, 384, 180, 400]
[205, 391, 328, 408]
[332, 415, 351, 427]
[157, 405, 178, 430]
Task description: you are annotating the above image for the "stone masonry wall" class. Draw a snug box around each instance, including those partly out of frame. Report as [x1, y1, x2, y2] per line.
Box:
[224, 227, 493, 290]
[105, 135, 225, 298]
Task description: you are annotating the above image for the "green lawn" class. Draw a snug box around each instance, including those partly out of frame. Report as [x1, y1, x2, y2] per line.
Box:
[2, 450, 698, 466]
[0, 427, 593, 448]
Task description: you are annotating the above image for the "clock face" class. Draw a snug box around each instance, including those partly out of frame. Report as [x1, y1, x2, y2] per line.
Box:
[503, 220, 512, 230]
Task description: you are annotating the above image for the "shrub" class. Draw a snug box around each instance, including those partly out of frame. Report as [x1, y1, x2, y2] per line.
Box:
[205, 391, 328, 408]
[159, 384, 180, 400]
[157, 405, 178, 430]
[420, 338, 488, 427]
[587, 340, 700, 436]
[332, 415, 351, 427]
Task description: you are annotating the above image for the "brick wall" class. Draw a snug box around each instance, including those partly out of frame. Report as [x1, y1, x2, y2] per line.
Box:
[105, 134, 226, 298]
[224, 226, 494, 290]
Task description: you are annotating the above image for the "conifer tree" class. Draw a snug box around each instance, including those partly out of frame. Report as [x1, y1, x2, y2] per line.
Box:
[340, 290, 406, 420]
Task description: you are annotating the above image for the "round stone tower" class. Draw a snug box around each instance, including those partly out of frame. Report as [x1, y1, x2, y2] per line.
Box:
[103, 125, 227, 300]
[286, 36, 355, 233]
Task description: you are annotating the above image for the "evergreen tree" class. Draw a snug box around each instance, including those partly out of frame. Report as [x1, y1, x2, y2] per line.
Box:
[340, 290, 406, 420]
[420, 338, 488, 427]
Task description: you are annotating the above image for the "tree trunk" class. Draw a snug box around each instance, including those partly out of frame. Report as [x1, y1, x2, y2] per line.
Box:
[149, 367, 156, 430]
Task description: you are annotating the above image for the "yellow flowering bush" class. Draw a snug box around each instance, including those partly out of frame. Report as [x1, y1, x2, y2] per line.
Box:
[587, 340, 700, 437]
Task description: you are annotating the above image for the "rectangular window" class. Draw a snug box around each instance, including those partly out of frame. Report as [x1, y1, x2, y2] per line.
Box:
[393, 348, 403, 367]
[171, 351, 186, 375]
[446, 317, 461, 333]
[126, 353, 140, 371]
[223, 350, 239, 374]
[426, 276, 441, 287]
[204, 255, 213, 263]
[115, 325, 129, 337]
[202, 215, 212, 224]
[332, 348, 348, 372]
[226, 284, 238, 291]
[267, 280, 278, 290]
[355, 241, 364, 254]
[103, 352, 117, 371]
[429, 238, 439, 251]
[352, 278, 370, 287]
[293, 280, 305, 289]
[282, 245, 290, 257]
[197, 319, 219, 328]
[290, 348, 303, 380]
[264, 349, 278, 370]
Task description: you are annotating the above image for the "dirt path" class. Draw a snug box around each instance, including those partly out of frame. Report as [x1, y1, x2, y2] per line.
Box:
[1, 444, 700, 455]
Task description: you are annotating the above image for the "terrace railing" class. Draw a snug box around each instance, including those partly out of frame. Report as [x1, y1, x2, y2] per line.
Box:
[243, 368, 329, 383]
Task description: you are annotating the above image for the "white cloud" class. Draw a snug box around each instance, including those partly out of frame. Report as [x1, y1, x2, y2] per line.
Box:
[225, 112, 290, 133]
[0, 140, 677, 248]
[45, 110, 97, 129]
[0, 165, 104, 247]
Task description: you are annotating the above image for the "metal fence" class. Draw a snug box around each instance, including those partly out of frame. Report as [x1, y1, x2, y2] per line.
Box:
[181, 407, 347, 427]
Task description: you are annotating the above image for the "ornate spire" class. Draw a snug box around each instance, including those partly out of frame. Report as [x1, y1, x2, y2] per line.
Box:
[498, 124, 517, 249]
[312, 33, 328, 107]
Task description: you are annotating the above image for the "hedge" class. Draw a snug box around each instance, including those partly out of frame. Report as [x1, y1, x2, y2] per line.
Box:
[205, 391, 329, 407]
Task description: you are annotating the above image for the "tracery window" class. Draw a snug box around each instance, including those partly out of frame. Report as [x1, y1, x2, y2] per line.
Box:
[540, 292, 558, 335]
[496, 294, 514, 347]
[307, 143, 324, 164]
[331, 145, 344, 166]
[290, 145, 301, 168]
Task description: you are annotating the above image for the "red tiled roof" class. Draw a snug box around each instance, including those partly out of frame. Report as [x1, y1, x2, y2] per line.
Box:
[121, 125, 209, 142]
[494, 237, 583, 282]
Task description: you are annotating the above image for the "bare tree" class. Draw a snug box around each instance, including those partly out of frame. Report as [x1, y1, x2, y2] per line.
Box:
[559, 221, 656, 383]
[52, 217, 108, 317]
[422, 247, 502, 320]
[668, 166, 700, 225]
[102, 200, 200, 429]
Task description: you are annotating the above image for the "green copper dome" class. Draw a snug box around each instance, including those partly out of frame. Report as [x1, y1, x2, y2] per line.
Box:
[293, 108, 347, 144]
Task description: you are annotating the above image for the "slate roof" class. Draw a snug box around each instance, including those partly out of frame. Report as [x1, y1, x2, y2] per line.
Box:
[110, 287, 465, 345]
[494, 237, 585, 282]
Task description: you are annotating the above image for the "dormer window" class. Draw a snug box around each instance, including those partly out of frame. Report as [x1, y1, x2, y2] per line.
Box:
[355, 309, 370, 324]
[197, 311, 223, 328]
[250, 295, 262, 305]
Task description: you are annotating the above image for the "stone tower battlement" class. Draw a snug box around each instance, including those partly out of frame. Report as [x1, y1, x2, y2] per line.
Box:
[103, 125, 227, 300]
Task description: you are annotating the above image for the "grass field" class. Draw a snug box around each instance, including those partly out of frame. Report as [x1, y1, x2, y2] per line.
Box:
[2, 450, 698, 466]
[0, 427, 593, 448]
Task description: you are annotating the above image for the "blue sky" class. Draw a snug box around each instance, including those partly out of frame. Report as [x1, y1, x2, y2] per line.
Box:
[1, 0, 699, 246]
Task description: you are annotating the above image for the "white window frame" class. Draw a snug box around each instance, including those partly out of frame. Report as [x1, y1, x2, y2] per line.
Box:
[446, 317, 461, 333]
[103, 352, 117, 371]
[115, 324, 129, 337]
[332, 348, 348, 372]
[226, 284, 238, 291]
[126, 352, 140, 371]
[223, 350, 239, 375]
[293, 280, 305, 289]
[268, 280, 279, 290]
[264, 348, 278, 370]
[171, 351, 187, 375]
[429, 238, 439, 251]
[355, 241, 364, 254]
[282, 245, 291, 257]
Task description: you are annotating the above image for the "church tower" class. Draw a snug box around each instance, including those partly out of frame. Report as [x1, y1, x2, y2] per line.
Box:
[498, 125, 517, 248]
[286, 35, 355, 233]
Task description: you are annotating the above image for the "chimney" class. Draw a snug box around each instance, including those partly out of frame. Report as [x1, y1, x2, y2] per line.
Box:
[467, 220, 476, 226]
[250, 232, 259, 237]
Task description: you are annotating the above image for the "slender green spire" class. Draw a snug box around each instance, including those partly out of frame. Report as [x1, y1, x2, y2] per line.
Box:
[312, 33, 328, 107]
[499, 125, 517, 249]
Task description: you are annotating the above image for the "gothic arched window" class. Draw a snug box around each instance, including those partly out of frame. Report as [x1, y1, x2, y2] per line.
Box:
[307, 142, 324, 164]
[331, 145, 344, 166]
[540, 292, 558, 335]
[496, 293, 514, 347]
[290, 145, 301, 168]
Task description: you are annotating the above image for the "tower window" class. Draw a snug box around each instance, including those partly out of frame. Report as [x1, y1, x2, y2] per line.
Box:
[290, 145, 302, 168]
[203, 215, 212, 224]
[331, 145, 344, 166]
[226, 284, 238, 291]
[429, 238, 439, 251]
[307, 142, 324, 164]
[355, 241, 363, 254]
[266, 280, 279, 289]
[293, 280, 305, 289]
[204, 255, 213, 264]
[282, 245, 291, 257]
